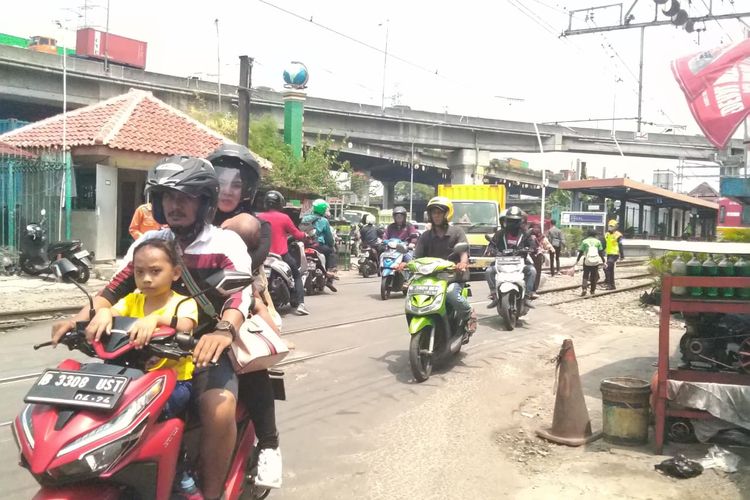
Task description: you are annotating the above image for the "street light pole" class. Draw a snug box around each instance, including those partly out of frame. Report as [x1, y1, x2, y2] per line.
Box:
[533, 122, 546, 234]
[380, 19, 389, 112]
[215, 19, 221, 110]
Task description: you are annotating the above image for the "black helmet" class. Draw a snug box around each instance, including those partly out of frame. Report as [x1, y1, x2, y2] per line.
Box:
[505, 206, 524, 221]
[393, 206, 407, 217]
[264, 190, 285, 210]
[206, 143, 262, 204]
[145, 155, 219, 225]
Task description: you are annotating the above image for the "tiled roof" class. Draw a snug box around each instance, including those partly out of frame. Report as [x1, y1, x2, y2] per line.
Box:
[0, 140, 35, 158]
[0, 90, 270, 168]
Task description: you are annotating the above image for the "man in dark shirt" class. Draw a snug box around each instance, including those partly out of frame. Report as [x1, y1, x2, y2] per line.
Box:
[411, 196, 476, 337]
[486, 206, 538, 308]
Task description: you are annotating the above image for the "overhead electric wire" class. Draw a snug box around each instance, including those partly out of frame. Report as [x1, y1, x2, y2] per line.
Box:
[701, 0, 735, 42]
[256, 0, 524, 106]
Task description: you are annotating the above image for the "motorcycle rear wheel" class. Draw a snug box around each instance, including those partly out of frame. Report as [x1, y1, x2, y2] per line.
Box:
[498, 293, 517, 331]
[409, 327, 434, 382]
[380, 276, 391, 300]
[73, 263, 90, 284]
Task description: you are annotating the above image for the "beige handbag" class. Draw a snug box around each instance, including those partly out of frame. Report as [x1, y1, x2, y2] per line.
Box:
[228, 315, 289, 374]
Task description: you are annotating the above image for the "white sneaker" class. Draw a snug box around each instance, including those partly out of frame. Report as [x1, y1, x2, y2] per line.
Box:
[255, 447, 282, 489]
[296, 303, 310, 316]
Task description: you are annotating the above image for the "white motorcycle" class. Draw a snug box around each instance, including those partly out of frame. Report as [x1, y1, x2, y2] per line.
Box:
[487, 239, 531, 331]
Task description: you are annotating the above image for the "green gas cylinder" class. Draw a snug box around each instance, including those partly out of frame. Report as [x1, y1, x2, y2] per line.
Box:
[703, 255, 719, 298]
[718, 256, 735, 298]
[670, 254, 687, 296]
[736, 257, 750, 300]
[687, 254, 703, 297]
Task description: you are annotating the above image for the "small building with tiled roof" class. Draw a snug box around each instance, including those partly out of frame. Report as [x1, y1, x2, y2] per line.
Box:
[1, 89, 269, 260]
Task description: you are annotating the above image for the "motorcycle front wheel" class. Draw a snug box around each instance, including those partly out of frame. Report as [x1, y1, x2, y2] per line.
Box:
[19, 256, 43, 276]
[409, 327, 434, 382]
[498, 292, 518, 331]
[380, 276, 391, 300]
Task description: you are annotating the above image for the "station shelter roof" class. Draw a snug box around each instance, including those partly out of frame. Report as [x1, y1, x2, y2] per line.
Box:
[559, 177, 718, 213]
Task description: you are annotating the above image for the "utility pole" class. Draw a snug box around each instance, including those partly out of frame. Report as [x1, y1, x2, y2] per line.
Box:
[237, 55, 254, 147]
[380, 19, 389, 112]
[563, 2, 750, 132]
[215, 19, 221, 110]
[104, 0, 110, 73]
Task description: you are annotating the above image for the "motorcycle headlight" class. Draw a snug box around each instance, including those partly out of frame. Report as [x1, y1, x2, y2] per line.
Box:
[416, 262, 440, 275]
[57, 377, 164, 457]
[49, 420, 147, 479]
[20, 404, 35, 449]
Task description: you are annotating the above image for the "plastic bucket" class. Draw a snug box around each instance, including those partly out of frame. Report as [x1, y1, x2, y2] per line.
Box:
[600, 377, 651, 445]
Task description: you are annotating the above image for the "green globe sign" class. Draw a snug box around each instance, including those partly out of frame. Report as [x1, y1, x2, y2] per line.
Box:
[283, 61, 309, 89]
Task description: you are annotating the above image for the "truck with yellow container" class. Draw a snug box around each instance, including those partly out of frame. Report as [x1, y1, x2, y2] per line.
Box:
[436, 184, 506, 277]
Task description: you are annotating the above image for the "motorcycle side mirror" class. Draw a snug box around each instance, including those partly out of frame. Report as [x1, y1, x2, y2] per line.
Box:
[51, 258, 79, 281]
[52, 258, 95, 318]
[484, 234, 492, 242]
[204, 270, 254, 296]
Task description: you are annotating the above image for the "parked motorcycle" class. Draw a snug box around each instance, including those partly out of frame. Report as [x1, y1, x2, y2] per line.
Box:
[265, 239, 306, 309]
[303, 246, 337, 295]
[486, 235, 531, 331]
[404, 242, 471, 382]
[18, 209, 93, 283]
[357, 242, 380, 278]
[379, 239, 410, 300]
[12, 259, 277, 500]
[0, 247, 16, 275]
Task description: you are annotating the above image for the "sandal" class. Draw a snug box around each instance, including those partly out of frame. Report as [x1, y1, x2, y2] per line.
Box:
[466, 311, 478, 335]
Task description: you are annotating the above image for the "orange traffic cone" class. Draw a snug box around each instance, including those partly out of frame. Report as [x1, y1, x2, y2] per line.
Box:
[536, 339, 602, 446]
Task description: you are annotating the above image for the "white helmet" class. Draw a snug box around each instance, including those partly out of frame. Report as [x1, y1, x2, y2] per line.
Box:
[365, 214, 376, 225]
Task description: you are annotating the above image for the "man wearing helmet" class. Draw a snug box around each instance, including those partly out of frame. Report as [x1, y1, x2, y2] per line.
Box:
[258, 190, 310, 315]
[301, 199, 338, 278]
[602, 219, 625, 290]
[50, 155, 276, 497]
[485, 205, 539, 308]
[360, 214, 381, 248]
[385, 206, 418, 244]
[409, 196, 477, 338]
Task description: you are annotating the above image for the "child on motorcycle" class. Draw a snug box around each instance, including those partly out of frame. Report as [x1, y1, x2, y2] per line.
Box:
[87, 238, 198, 417]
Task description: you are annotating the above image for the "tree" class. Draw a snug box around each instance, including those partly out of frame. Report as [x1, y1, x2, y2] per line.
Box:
[394, 181, 434, 201]
[189, 106, 349, 196]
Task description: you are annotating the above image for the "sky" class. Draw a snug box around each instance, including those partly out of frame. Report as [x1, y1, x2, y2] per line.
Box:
[4, 0, 750, 191]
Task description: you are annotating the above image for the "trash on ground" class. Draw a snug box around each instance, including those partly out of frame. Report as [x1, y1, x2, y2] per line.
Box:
[654, 454, 704, 479]
[698, 445, 741, 473]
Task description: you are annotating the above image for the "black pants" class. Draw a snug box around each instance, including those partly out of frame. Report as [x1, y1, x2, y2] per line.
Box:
[282, 251, 305, 306]
[314, 244, 337, 269]
[239, 370, 279, 449]
[605, 255, 619, 286]
[533, 254, 544, 291]
[582, 265, 599, 293]
[550, 246, 561, 275]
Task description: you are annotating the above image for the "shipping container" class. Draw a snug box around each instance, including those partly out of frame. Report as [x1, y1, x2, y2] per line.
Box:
[75, 28, 147, 69]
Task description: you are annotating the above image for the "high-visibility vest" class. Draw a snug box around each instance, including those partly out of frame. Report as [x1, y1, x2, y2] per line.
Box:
[605, 231, 622, 255]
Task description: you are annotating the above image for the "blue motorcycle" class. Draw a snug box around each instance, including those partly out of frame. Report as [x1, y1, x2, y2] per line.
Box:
[379, 239, 411, 300]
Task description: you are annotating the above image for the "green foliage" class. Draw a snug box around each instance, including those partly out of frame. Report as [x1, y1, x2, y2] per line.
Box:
[561, 227, 583, 257]
[395, 181, 435, 201]
[547, 189, 572, 211]
[718, 227, 750, 242]
[189, 106, 349, 196]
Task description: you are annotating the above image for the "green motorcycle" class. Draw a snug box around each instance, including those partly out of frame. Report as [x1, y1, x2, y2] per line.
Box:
[405, 242, 471, 382]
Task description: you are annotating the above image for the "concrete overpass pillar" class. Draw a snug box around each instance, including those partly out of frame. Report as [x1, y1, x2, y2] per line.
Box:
[382, 181, 396, 209]
[448, 149, 490, 185]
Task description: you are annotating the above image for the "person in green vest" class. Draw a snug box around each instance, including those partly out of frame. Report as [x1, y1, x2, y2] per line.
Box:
[574, 229, 607, 296]
[602, 219, 624, 290]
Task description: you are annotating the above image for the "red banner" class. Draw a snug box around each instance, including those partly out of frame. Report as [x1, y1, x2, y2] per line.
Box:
[671, 40, 750, 148]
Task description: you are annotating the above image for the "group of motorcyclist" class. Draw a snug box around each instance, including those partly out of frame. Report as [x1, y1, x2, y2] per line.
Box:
[43, 136, 546, 499]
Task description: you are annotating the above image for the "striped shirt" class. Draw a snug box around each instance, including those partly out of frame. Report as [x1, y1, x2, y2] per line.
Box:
[101, 225, 253, 334]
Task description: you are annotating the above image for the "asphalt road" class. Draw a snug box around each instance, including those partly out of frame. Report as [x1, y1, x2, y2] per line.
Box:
[0, 273, 581, 499]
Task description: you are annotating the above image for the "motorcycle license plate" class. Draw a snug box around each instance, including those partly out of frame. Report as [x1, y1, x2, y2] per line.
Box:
[25, 370, 129, 411]
[495, 256, 523, 264]
[74, 250, 89, 259]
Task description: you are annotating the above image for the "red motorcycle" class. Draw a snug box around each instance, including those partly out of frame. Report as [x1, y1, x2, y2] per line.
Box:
[11, 260, 276, 500]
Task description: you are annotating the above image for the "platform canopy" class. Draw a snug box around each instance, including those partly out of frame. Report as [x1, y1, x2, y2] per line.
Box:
[559, 177, 718, 213]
